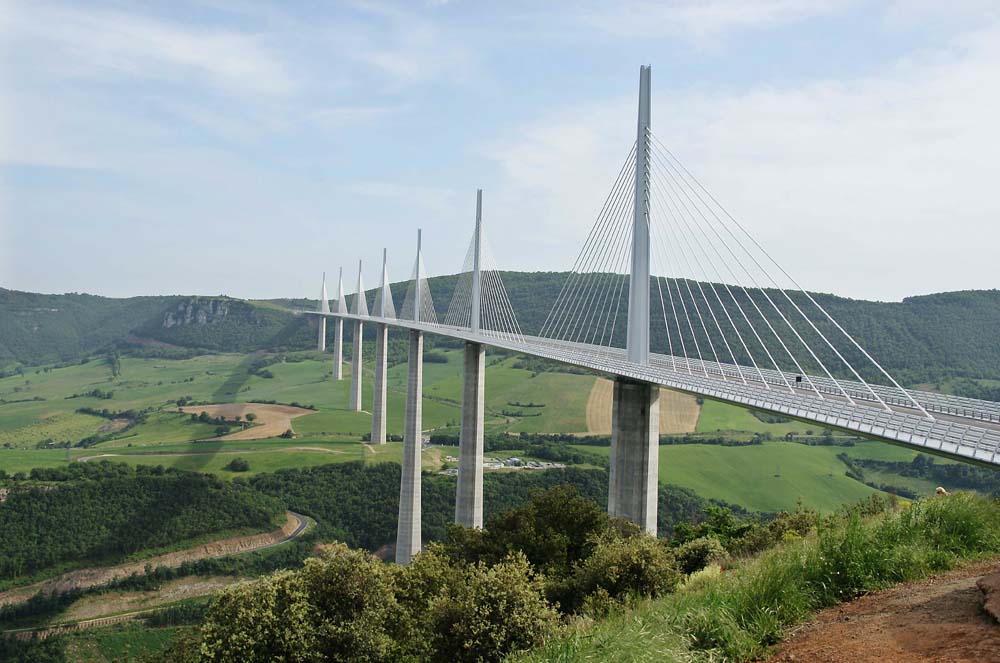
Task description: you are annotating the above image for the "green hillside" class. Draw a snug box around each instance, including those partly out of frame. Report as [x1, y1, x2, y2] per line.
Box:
[5, 282, 1000, 391]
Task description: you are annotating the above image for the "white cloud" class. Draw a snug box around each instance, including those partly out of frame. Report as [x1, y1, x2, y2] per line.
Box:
[0, 4, 295, 96]
[578, 0, 857, 42]
[481, 24, 1000, 300]
[342, 1, 477, 85]
[345, 181, 461, 217]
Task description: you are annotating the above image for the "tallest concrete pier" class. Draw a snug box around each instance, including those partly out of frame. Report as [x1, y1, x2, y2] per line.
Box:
[608, 377, 659, 534]
[609, 65, 660, 536]
[455, 340, 485, 528]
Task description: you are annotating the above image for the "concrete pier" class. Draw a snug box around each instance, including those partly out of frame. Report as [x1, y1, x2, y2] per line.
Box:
[317, 317, 326, 352]
[455, 341, 485, 528]
[396, 329, 423, 564]
[608, 377, 660, 535]
[332, 318, 344, 379]
[349, 321, 363, 411]
[371, 323, 388, 444]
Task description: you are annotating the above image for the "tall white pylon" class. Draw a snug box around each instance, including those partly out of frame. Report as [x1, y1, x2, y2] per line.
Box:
[336, 267, 347, 314]
[332, 267, 345, 380]
[413, 230, 424, 323]
[349, 260, 365, 411]
[626, 65, 651, 366]
[317, 272, 329, 352]
[352, 260, 368, 317]
[318, 273, 330, 314]
[374, 248, 396, 319]
[470, 189, 483, 334]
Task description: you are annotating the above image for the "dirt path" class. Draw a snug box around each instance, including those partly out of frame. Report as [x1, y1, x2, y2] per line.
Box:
[766, 560, 1000, 663]
[179, 403, 314, 440]
[0, 511, 308, 609]
[585, 378, 701, 434]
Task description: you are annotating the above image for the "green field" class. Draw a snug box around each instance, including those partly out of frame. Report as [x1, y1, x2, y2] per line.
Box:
[695, 399, 821, 436]
[1, 349, 984, 516]
[66, 623, 185, 663]
[575, 440, 927, 512]
[0, 349, 599, 452]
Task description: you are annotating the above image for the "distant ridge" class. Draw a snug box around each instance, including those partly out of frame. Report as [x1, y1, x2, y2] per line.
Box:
[2, 280, 999, 390]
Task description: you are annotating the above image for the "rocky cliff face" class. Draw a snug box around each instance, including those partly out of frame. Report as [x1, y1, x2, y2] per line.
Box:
[163, 299, 241, 328]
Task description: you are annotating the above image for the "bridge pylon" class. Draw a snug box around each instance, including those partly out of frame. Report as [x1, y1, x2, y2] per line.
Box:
[614, 65, 660, 535]
[457, 192, 486, 529]
[332, 267, 346, 380]
[372, 249, 391, 444]
[316, 272, 329, 352]
[349, 260, 366, 412]
[398, 229, 426, 565]
[626, 64, 651, 366]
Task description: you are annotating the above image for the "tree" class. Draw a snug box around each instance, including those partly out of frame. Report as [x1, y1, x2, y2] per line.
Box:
[245, 413, 257, 423]
[425, 552, 558, 662]
[226, 458, 250, 472]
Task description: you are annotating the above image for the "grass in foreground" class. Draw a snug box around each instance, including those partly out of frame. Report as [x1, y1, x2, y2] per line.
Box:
[518, 492, 1000, 663]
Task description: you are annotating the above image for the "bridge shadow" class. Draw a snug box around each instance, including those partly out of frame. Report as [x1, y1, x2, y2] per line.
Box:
[177, 316, 311, 474]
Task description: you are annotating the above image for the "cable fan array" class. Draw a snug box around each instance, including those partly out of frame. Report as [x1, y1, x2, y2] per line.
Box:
[443, 224, 523, 341]
[539, 143, 636, 348]
[400, 249, 438, 324]
[539, 131, 930, 418]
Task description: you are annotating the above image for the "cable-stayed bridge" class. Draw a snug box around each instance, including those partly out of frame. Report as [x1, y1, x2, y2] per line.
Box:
[302, 66, 1000, 565]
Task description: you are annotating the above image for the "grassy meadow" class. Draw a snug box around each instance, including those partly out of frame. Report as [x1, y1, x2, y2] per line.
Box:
[0, 347, 974, 514]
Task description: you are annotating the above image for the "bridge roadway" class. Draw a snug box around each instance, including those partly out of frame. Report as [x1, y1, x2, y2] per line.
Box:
[309, 310, 1000, 468]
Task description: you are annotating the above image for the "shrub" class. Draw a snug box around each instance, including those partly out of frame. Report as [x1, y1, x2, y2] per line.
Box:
[225, 458, 250, 472]
[674, 536, 726, 575]
[729, 508, 818, 555]
[299, 544, 402, 660]
[424, 351, 448, 363]
[200, 544, 401, 663]
[442, 485, 613, 578]
[199, 569, 318, 662]
[425, 552, 558, 662]
[554, 532, 681, 614]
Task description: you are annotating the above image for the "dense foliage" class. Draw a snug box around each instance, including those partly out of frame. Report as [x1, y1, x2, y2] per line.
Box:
[155, 487, 680, 663]
[843, 453, 1000, 497]
[520, 492, 1000, 663]
[0, 636, 67, 663]
[0, 463, 283, 581]
[246, 462, 742, 554]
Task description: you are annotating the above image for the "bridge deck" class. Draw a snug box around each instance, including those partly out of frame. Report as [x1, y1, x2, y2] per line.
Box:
[308, 311, 1000, 468]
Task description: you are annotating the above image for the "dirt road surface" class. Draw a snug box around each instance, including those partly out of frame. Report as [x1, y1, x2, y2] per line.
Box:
[0, 511, 308, 609]
[179, 403, 314, 440]
[766, 560, 1000, 663]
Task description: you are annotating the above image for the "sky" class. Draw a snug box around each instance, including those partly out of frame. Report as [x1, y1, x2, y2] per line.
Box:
[1, 0, 998, 303]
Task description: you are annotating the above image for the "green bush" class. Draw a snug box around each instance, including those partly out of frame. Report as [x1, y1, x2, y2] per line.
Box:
[200, 543, 401, 662]
[199, 569, 317, 662]
[442, 485, 612, 578]
[554, 533, 681, 615]
[674, 536, 726, 575]
[425, 552, 558, 662]
[224, 458, 250, 472]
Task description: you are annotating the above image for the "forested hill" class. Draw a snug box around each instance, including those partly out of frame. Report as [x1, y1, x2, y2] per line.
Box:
[0, 289, 313, 370]
[2, 280, 1000, 389]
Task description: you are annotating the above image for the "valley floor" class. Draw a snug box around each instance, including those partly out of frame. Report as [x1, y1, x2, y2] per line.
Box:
[765, 560, 1000, 663]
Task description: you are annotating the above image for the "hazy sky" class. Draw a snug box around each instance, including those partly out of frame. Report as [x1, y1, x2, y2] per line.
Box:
[1, 1, 998, 302]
